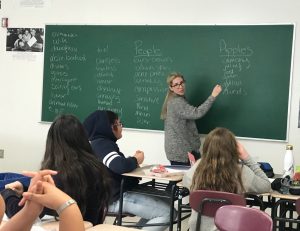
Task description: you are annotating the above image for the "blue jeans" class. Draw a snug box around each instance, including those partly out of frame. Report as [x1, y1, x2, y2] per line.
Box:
[108, 191, 176, 231]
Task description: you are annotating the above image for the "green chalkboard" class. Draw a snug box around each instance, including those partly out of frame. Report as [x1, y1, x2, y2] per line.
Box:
[42, 25, 294, 140]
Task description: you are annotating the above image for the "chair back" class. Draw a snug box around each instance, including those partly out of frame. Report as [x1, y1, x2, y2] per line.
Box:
[189, 190, 246, 217]
[214, 205, 273, 231]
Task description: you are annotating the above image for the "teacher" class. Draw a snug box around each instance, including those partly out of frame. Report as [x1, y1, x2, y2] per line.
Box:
[160, 72, 222, 166]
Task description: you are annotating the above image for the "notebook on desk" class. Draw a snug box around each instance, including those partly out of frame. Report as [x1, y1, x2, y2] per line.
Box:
[164, 165, 190, 173]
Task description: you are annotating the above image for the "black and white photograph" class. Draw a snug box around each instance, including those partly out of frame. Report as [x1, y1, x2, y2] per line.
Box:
[6, 27, 44, 52]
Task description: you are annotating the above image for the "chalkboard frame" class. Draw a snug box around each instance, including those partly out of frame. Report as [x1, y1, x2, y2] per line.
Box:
[41, 24, 295, 141]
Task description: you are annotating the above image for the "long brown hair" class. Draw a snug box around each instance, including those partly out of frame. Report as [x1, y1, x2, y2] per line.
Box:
[160, 72, 185, 120]
[191, 127, 245, 194]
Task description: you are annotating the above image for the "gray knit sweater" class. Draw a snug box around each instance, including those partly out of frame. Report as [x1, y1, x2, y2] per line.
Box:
[182, 156, 271, 231]
[164, 95, 215, 163]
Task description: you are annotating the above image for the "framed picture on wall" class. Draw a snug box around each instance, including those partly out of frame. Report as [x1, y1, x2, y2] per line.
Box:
[6, 27, 44, 52]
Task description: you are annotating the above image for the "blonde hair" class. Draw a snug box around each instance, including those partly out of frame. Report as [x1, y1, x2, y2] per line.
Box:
[191, 127, 245, 194]
[160, 72, 185, 120]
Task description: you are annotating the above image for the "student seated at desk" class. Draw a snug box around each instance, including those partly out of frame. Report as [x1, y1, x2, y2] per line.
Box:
[1, 114, 110, 225]
[182, 127, 271, 231]
[0, 170, 85, 231]
[83, 110, 173, 231]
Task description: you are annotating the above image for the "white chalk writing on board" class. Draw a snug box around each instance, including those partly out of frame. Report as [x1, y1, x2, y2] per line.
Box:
[219, 39, 253, 96]
[94, 44, 122, 115]
[133, 40, 173, 126]
[47, 32, 83, 114]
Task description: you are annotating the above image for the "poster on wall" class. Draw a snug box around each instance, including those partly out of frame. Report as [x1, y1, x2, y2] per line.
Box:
[15, 0, 51, 8]
[6, 28, 44, 52]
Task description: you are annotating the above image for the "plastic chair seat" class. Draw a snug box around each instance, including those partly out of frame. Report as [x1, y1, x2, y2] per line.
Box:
[189, 190, 246, 230]
[214, 205, 272, 231]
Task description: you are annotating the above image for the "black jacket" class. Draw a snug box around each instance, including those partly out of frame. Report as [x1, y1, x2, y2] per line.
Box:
[83, 110, 139, 202]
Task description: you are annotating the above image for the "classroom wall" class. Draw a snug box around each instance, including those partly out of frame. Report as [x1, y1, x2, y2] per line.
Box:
[0, 0, 300, 174]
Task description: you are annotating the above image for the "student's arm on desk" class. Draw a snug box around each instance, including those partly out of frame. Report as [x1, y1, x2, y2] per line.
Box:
[106, 151, 139, 174]
[182, 160, 200, 189]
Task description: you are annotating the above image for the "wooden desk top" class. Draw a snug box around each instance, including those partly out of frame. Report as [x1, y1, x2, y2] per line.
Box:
[122, 164, 184, 182]
[0, 220, 93, 230]
[87, 224, 139, 230]
[173, 187, 300, 201]
[175, 183, 273, 198]
[271, 191, 300, 200]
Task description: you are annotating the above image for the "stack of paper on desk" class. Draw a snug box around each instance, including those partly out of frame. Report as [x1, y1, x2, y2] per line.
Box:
[148, 165, 190, 177]
[164, 165, 190, 173]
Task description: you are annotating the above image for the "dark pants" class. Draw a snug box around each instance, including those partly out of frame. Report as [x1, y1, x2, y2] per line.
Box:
[169, 150, 201, 166]
[170, 160, 190, 166]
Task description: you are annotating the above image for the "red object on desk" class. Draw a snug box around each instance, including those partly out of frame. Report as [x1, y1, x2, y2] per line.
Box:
[150, 165, 166, 173]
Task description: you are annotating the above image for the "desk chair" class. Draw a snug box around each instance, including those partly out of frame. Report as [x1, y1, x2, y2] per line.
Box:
[189, 190, 246, 230]
[106, 211, 135, 225]
[272, 198, 300, 230]
[296, 198, 300, 215]
[296, 198, 300, 230]
[244, 192, 269, 211]
[214, 205, 272, 231]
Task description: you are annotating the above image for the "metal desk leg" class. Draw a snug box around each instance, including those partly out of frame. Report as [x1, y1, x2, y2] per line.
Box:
[278, 201, 285, 231]
[271, 202, 275, 230]
[117, 178, 125, 226]
[271, 197, 277, 230]
[177, 193, 182, 231]
[169, 183, 176, 231]
[272, 199, 297, 231]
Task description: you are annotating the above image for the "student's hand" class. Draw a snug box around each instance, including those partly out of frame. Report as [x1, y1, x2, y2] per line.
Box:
[237, 142, 249, 160]
[134, 150, 144, 165]
[23, 181, 73, 212]
[211, 84, 222, 97]
[18, 169, 57, 206]
[0, 175, 50, 231]
[22, 178, 44, 216]
[5, 181, 24, 195]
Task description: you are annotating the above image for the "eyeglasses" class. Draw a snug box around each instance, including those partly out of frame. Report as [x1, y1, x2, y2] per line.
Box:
[171, 81, 185, 88]
[114, 122, 123, 127]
